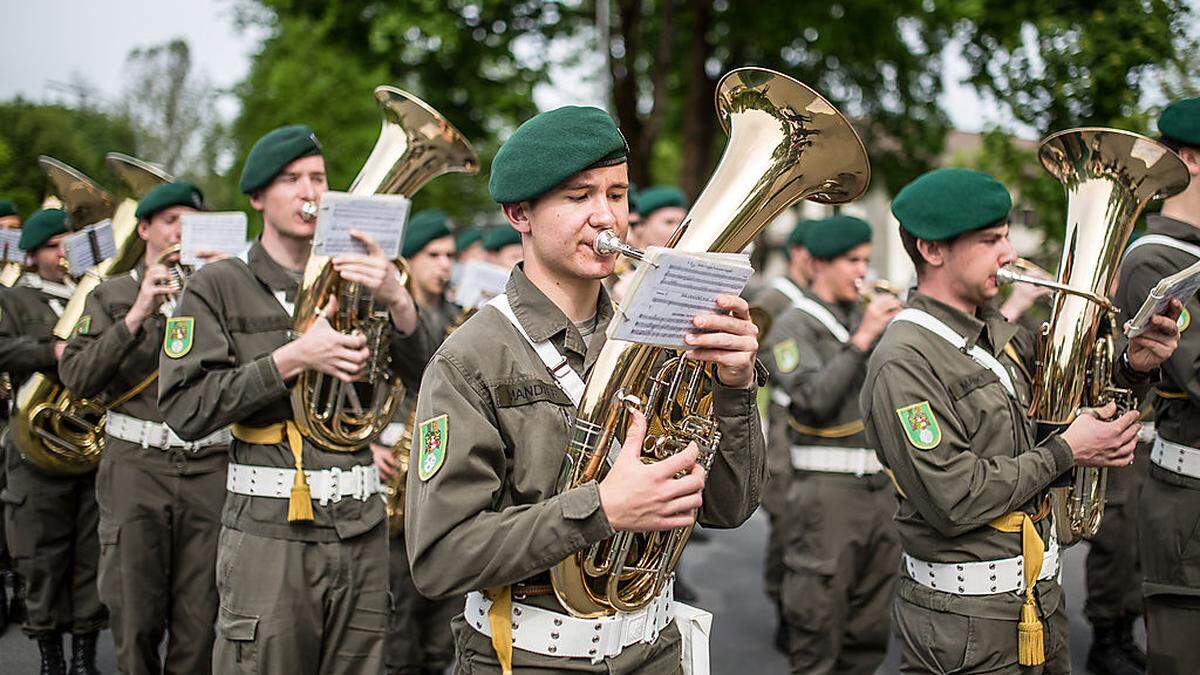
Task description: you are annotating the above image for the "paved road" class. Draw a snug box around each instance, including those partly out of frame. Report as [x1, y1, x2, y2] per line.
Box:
[0, 509, 1135, 673]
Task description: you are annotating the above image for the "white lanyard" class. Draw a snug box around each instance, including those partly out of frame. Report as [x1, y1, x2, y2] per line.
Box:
[486, 293, 586, 407]
[789, 295, 850, 343]
[19, 273, 75, 300]
[770, 277, 805, 306]
[891, 308, 1017, 399]
[1126, 234, 1200, 259]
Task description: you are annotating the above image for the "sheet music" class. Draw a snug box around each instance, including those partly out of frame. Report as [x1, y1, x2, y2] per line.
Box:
[1126, 258, 1200, 337]
[454, 260, 511, 308]
[0, 229, 21, 262]
[313, 192, 410, 258]
[180, 211, 248, 265]
[607, 248, 752, 348]
[64, 219, 117, 275]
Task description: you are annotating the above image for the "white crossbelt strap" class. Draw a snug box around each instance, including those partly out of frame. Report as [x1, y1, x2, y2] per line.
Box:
[18, 273, 75, 300]
[377, 421, 408, 447]
[1126, 233, 1200, 259]
[1150, 434, 1200, 479]
[904, 528, 1061, 596]
[487, 293, 586, 407]
[106, 412, 230, 451]
[790, 445, 882, 476]
[225, 462, 382, 506]
[891, 308, 1016, 399]
[770, 276, 805, 306]
[790, 295, 849, 343]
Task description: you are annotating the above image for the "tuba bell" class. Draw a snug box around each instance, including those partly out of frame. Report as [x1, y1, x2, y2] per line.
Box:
[1000, 128, 1189, 545]
[290, 86, 478, 452]
[550, 67, 870, 617]
[10, 155, 171, 475]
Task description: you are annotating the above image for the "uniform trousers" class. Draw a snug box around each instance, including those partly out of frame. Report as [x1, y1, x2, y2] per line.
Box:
[387, 534, 462, 674]
[96, 450, 227, 674]
[1138, 465, 1200, 675]
[1083, 447, 1146, 625]
[780, 471, 899, 674]
[1, 441, 106, 637]
[213, 522, 389, 674]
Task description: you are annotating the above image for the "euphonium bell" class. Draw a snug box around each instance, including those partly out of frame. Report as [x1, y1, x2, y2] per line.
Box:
[290, 86, 478, 452]
[550, 67, 870, 617]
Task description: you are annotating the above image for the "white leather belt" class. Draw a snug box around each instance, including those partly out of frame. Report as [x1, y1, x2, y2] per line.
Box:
[790, 445, 882, 476]
[1150, 434, 1200, 479]
[225, 463, 382, 506]
[903, 530, 1061, 596]
[106, 412, 230, 451]
[464, 582, 675, 664]
[376, 421, 408, 448]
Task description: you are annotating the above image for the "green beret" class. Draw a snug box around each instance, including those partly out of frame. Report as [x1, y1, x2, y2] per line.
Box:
[891, 168, 1012, 241]
[805, 215, 872, 260]
[455, 226, 483, 250]
[787, 219, 814, 248]
[402, 209, 453, 257]
[0, 199, 16, 218]
[483, 224, 521, 252]
[1159, 97, 1200, 147]
[488, 106, 628, 203]
[135, 181, 204, 221]
[19, 208, 68, 250]
[239, 124, 323, 194]
[636, 185, 688, 218]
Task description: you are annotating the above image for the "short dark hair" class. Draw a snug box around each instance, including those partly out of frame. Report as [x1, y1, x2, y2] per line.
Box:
[899, 225, 927, 275]
[1161, 135, 1199, 156]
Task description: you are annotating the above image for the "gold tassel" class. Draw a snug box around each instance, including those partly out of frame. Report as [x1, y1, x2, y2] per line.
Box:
[1018, 599, 1045, 666]
[485, 586, 514, 675]
[285, 421, 313, 523]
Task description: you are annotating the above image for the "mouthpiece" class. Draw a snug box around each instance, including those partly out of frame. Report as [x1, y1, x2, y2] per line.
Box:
[593, 230, 645, 261]
[300, 201, 318, 222]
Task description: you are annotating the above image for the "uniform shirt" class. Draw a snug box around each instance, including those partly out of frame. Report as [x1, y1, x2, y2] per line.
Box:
[158, 240, 432, 542]
[419, 294, 462, 346]
[750, 277, 805, 515]
[60, 264, 227, 475]
[1114, 214, 1200, 492]
[406, 265, 766, 608]
[0, 276, 67, 390]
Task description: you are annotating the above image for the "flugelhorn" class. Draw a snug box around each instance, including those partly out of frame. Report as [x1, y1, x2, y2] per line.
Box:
[290, 86, 478, 452]
[551, 67, 870, 617]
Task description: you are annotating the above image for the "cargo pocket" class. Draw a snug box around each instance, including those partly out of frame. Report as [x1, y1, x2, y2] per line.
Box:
[340, 589, 389, 661]
[96, 521, 121, 610]
[217, 606, 260, 670]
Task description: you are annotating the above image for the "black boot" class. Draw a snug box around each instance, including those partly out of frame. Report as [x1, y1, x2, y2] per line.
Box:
[36, 633, 66, 675]
[1117, 616, 1147, 669]
[9, 571, 27, 625]
[68, 631, 100, 675]
[1087, 622, 1144, 675]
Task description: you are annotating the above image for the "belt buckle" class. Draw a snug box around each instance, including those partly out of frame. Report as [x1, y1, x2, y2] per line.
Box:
[327, 467, 343, 505]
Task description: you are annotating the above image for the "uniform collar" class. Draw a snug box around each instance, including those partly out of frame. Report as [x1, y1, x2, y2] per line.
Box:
[18, 272, 75, 300]
[246, 239, 302, 298]
[906, 291, 1018, 355]
[505, 263, 614, 364]
[1146, 214, 1200, 245]
[801, 287, 856, 329]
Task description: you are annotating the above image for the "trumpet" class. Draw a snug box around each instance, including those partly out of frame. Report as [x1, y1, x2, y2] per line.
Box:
[855, 277, 900, 304]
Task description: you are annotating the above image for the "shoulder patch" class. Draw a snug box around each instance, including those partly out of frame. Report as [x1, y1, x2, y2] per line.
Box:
[772, 338, 800, 374]
[73, 314, 91, 337]
[1178, 307, 1190, 332]
[163, 316, 194, 359]
[417, 414, 448, 481]
[896, 400, 941, 450]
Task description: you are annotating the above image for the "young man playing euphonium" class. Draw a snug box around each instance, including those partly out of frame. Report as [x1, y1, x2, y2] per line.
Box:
[158, 125, 431, 674]
[862, 168, 1181, 674]
[406, 106, 765, 674]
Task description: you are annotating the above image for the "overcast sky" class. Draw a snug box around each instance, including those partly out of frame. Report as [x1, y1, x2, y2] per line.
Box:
[3, 0, 1013, 134]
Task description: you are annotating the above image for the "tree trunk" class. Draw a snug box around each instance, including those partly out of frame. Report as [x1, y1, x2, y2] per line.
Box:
[678, 0, 715, 199]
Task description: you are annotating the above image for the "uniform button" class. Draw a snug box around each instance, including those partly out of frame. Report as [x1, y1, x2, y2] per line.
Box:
[551, 632, 559, 640]
[589, 649, 597, 656]
[592, 636, 600, 643]
[548, 646, 556, 654]
[513, 607, 522, 617]
[553, 618, 562, 626]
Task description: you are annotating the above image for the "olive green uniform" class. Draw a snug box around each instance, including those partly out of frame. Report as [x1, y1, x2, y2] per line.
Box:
[1113, 214, 1200, 673]
[387, 294, 463, 675]
[0, 276, 107, 638]
[59, 265, 229, 674]
[761, 291, 898, 674]
[406, 266, 766, 674]
[158, 241, 432, 675]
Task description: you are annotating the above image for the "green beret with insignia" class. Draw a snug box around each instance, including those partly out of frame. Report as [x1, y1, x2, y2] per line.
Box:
[402, 209, 453, 257]
[788, 219, 814, 249]
[483, 224, 521, 252]
[488, 106, 628, 204]
[1158, 97, 1200, 147]
[19, 208, 68, 250]
[135, 181, 205, 221]
[805, 215, 872, 260]
[0, 199, 16, 218]
[636, 185, 688, 218]
[239, 124, 323, 194]
[891, 168, 1012, 241]
[455, 226, 483, 251]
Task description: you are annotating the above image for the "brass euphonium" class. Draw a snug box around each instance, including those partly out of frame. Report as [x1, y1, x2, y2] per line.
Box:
[291, 86, 478, 452]
[999, 128, 1189, 545]
[10, 155, 171, 475]
[551, 67, 870, 616]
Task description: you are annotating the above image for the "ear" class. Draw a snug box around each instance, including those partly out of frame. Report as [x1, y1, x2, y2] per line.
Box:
[1181, 147, 1200, 177]
[248, 190, 265, 211]
[916, 238, 945, 268]
[503, 202, 533, 235]
[136, 218, 150, 241]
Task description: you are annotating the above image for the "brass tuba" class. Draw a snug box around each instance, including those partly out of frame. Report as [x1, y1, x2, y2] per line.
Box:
[1000, 128, 1188, 545]
[10, 155, 171, 475]
[550, 67, 870, 616]
[290, 87, 478, 452]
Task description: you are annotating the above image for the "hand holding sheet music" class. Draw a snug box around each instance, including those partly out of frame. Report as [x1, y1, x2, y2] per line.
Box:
[1125, 259, 1200, 337]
